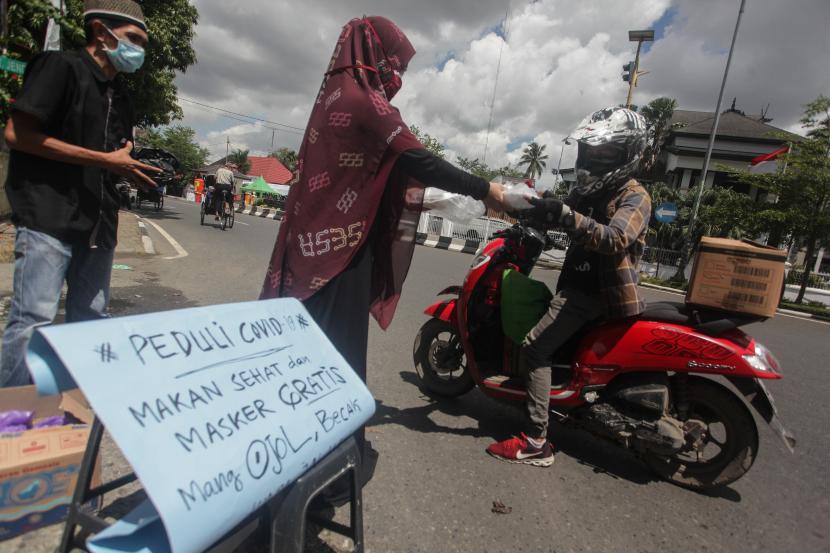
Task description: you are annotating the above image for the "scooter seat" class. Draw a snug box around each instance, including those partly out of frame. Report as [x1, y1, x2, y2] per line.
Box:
[640, 302, 765, 335]
[640, 302, 694, 326]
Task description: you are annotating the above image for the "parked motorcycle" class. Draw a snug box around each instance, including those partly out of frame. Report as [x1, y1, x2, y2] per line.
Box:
[414, 217, 795, 490]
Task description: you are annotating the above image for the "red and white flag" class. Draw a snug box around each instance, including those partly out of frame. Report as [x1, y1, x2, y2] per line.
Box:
[749, 145, 789, 174]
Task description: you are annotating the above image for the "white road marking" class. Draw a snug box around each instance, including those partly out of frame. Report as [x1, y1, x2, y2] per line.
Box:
[136, 220, 156, 255]
[139, 217, 189, 260]
[235, 221, 250, 226]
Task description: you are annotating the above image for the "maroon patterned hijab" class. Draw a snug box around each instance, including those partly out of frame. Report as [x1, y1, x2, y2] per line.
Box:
[260, 16, 425, 329]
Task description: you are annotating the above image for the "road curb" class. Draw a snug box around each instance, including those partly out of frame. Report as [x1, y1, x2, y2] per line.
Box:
[166, 195, 283, 221]
[415, 232, 479, 254]
[235, 205, 282, 220]
[136, 219, 156, 255]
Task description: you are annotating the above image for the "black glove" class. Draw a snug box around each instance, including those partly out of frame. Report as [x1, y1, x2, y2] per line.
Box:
[528, 196, 565, 225]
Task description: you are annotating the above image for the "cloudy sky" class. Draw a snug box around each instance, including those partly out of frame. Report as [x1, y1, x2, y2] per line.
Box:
[175, 0, 829, 188]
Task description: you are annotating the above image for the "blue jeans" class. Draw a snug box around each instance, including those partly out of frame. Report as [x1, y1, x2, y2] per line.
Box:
[0, 228, 114, 387]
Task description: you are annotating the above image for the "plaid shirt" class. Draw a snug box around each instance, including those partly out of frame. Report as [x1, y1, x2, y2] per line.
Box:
[562, 179, 651, 319]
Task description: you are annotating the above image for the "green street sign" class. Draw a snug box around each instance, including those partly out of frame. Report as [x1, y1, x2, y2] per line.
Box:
[0, 56, 26, 75]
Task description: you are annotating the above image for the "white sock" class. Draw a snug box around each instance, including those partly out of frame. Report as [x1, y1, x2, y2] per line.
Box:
[527, 436, 545, 449]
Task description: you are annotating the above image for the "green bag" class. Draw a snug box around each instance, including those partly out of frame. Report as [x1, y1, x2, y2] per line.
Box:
[501, 269, 553, 344]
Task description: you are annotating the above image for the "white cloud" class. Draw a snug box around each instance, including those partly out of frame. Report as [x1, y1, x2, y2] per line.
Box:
[175, 0, 828, 171]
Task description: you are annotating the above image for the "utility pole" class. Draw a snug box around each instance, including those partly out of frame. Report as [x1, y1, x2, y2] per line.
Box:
[623, 30, 654, 109]
[1, 0, 8, 53]
[226, 136, 230, 160]
[270, 129, 275, 153]
[674, 0, 746, 282]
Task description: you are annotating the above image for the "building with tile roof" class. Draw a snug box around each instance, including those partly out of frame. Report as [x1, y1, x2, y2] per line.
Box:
[198, 155, 294, 187]
[662, 102, 800, 198]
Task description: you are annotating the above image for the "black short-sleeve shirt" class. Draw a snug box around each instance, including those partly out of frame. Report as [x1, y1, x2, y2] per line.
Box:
[5, 49, 134, 248]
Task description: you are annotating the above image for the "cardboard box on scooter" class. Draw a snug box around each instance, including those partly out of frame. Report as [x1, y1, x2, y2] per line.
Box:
[686, 237, 787, 318]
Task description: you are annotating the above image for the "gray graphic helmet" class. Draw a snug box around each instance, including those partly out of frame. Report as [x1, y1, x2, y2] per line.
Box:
[565, 107, 647, 197]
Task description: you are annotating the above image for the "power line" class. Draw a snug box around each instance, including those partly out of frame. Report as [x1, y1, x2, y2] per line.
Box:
[179, 104, 306, 148]
[177, 97, 306, 133]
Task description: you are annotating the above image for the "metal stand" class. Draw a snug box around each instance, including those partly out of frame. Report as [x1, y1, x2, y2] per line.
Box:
[57, 417, 364, 553]
[58, 417, 136, 552]
[268, 436, 364, 553]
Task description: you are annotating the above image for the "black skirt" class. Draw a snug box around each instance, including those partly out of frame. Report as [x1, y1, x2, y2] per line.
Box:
[302, 232, 373, 383]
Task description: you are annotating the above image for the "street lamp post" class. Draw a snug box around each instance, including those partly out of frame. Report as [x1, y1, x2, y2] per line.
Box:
[552, 137, 571, 195]
[625, 29, 654, 109]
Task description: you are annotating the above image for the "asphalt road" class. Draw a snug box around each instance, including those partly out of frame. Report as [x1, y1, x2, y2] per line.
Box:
[85, 198, 830, 552]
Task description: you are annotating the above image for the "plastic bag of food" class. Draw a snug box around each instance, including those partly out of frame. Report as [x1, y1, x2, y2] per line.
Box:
[33, 415, 68, 428]
[0, 410, 33, 432]
[421, 188, 486, 224]
[503, 184, 535, 211]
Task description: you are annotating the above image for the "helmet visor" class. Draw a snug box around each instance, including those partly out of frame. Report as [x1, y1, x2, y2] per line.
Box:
[576, 141, 628, 176]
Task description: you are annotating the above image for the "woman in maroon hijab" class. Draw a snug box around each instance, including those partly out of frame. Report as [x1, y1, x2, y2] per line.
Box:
[262, 15, 503, 379]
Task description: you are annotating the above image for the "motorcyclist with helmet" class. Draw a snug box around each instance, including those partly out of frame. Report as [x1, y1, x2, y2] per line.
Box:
[487, 107, 652, 466]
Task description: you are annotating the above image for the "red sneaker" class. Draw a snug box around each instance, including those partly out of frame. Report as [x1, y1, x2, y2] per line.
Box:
[486, 433, 555, 467]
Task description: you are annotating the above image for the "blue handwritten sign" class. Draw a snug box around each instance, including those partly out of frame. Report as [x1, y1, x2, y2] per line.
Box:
[26, 298, 375, 553]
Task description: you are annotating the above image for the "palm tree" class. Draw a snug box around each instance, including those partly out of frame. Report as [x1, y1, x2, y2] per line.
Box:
[640, 97, 679, 174]
[519, 142, 549, 180]
[228, 148, 251, 174]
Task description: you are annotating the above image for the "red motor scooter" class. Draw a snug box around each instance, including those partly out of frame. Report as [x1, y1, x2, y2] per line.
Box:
[414, 219, 795, 490]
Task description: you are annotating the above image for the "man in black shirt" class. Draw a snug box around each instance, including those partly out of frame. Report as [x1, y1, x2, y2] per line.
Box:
[1, 0, 158, 387]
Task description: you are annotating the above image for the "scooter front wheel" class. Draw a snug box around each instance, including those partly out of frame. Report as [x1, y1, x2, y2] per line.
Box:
[413, 318, 474, 397]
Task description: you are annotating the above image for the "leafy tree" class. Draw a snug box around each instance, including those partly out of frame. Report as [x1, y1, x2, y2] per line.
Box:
[639, 97, 679, 175]
[0, 0, 78, 121]
[456, 155, 525, 183]
[228, 148, 251, 175]
[732, 95, 830, 303]
[270, 147, 298, 171]
[493, 164, 524, 179]
[140, 125, 208, 190]
[658, 182, 764, 282]
[456, 156, 493, 179]
[801, 94, 830, 139]
[519, 141, 548, 180]
[409, 124, 445, 159]
[1, 0, 198, 126]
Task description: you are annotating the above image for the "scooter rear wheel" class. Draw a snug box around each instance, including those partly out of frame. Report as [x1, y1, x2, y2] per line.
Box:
[644, 376, 758, 490]
[413, 319, 474, 397]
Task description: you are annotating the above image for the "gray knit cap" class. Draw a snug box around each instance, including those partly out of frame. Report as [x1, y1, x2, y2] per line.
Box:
[84, 0, 147, 32]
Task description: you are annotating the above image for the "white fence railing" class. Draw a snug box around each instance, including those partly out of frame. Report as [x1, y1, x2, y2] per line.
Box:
[417, 213, 512, 242]
[786, 269, 830, 291]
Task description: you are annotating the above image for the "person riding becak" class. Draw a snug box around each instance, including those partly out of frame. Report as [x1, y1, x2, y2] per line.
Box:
[488, 106, 652, 466]
[213, 162, 236, 220]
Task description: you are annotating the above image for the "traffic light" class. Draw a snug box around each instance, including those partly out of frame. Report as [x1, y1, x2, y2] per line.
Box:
[622, 61, 634, 83]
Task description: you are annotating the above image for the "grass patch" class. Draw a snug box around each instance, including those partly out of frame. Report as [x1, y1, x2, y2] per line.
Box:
[639, 275, 688, 292]
[779, 301, 830, 319]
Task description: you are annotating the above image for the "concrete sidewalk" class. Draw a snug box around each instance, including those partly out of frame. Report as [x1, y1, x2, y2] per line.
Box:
[0, 210, 152, 308]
